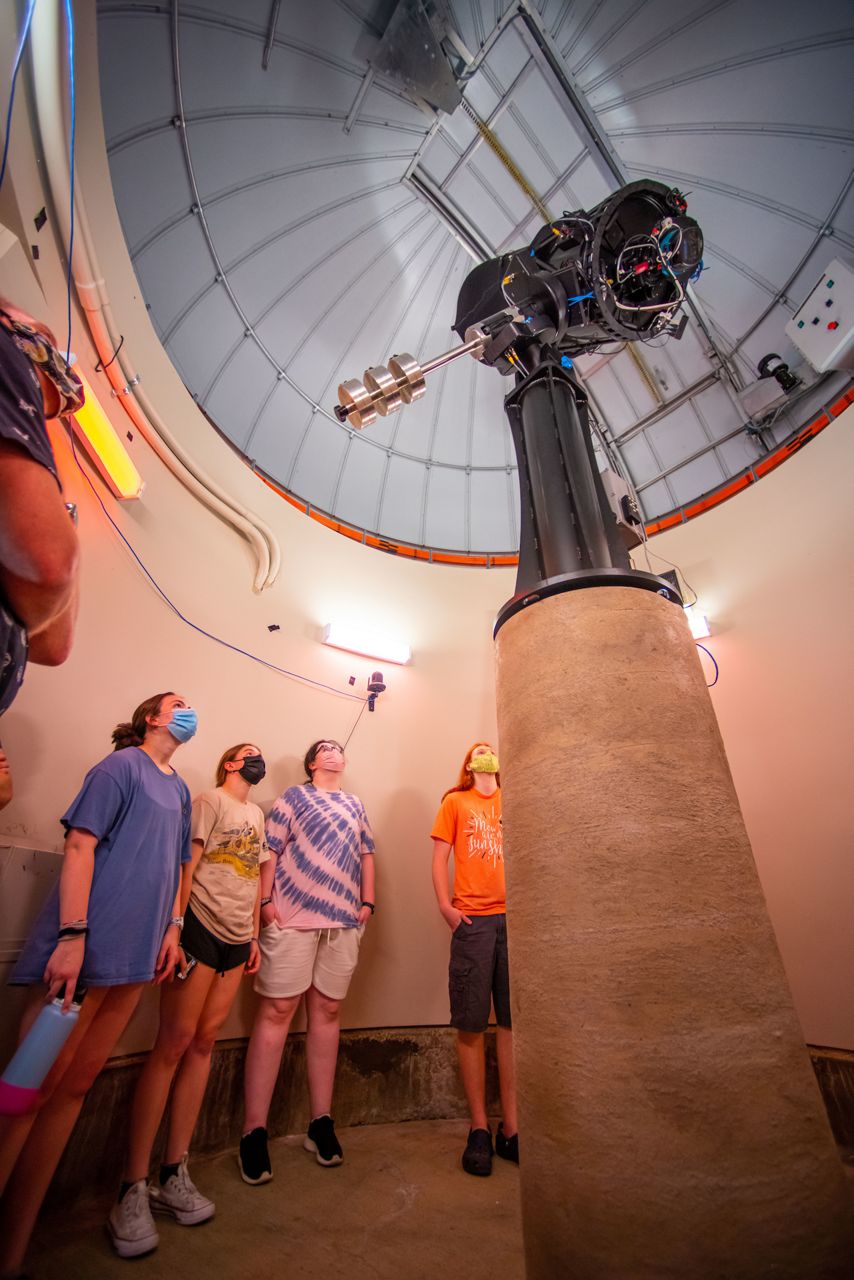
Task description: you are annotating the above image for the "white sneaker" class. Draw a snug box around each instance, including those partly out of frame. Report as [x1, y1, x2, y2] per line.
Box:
[108, 1179, 159, 1257]
[149, 1155, 215, 1225]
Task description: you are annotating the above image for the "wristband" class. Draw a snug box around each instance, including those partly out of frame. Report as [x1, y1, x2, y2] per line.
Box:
[169, 915, 184, 930]
[58, 925, 89, 941]
[260, 896, 273, 907]
[361, 901, 375, 914]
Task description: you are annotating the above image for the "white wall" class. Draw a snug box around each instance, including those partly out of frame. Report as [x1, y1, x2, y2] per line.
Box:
[635, 412, 854, 1050]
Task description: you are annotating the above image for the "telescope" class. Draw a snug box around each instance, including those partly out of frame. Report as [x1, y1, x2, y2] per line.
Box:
[335, 179, 702, 626]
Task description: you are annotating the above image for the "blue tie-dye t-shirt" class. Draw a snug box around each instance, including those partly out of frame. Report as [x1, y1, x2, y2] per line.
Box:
[265, 784, 375, 929]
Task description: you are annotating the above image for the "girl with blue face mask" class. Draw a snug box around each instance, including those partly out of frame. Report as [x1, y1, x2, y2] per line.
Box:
[110, 742, 269, 1256]
[0, 692, 195, 1278]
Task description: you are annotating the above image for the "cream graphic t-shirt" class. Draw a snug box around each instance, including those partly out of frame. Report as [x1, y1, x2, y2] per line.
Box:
[190, 788, 269, 943]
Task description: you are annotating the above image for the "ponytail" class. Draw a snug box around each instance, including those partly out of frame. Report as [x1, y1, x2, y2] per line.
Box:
[112, 692, 173, 751]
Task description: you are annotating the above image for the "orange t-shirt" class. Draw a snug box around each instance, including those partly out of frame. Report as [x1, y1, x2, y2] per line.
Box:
[431, 788, 504, 916]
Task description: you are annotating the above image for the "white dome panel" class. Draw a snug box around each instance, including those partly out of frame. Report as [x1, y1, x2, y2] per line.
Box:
[98, 0, 853, 555]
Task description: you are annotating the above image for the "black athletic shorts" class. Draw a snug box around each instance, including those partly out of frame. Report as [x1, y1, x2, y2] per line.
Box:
[448, 913, 512, 1033]
[181, 905, 250, 975]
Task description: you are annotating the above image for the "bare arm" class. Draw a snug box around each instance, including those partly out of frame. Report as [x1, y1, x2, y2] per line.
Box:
[26, 579, 79, 666]
[431, 838, 470, 930]
[258, 856, 276, 927]
[358, 852, 375, 925]
[0, 748, 12, 810]
[43, 828, 97, 1009]
[179, 838, 205, 915]
[0, 442, 79, 643]
[153, 875, 184, 985]
[245, 879, 262, 975]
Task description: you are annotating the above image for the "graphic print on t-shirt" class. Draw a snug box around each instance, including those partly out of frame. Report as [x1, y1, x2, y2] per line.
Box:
[431, 789, 505, 916]
[202, 823, 263, 879]
[465, 804, 502, 867]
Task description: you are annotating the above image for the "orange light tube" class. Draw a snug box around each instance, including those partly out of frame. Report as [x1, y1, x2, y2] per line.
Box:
[70, 372, 144, 500]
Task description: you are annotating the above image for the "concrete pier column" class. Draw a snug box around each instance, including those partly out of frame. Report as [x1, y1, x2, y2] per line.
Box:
[495, 587, 852, 1280]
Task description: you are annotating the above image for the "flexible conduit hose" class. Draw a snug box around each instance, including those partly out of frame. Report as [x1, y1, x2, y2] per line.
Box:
[29, 4, 281, 591]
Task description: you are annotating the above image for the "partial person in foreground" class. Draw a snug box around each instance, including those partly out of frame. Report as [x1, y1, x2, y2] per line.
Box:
[108, 742, 268, 1258]
[0, 298, 82, 693]
[0, 692, 195, 1278]
[431, 742, 518, 1176]
[240, 739, 375, 1183]
[0, 298, 83, 804]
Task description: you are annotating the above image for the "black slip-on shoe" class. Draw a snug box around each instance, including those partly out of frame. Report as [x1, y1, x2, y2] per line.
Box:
[496, 1121, 519, 1165]
[462, 1127, 493, 1177]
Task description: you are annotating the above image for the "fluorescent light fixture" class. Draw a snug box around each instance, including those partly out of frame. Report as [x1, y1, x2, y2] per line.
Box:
[684, 604, 711, 639]
[69, 371, 144, 500]
[321, 622, 412, 665]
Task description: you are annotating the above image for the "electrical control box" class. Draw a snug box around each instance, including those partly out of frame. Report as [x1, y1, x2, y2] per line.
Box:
[785, 257, 854, 372]
[600, 468, 643, 550]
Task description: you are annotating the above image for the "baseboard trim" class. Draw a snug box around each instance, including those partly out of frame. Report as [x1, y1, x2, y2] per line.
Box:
[45, 1032, 854, 1200]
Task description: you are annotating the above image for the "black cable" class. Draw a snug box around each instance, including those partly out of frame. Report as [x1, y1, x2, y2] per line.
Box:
[696, 642, 719, 687]
[95, 335, 124, 372]
[342, 698, 369, 749]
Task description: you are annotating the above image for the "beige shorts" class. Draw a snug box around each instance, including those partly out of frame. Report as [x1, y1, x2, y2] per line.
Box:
[254, 923, 364, 1001]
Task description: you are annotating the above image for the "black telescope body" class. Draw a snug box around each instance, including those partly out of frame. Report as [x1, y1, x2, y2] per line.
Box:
[333, 179, 704, 628]
[449, 180, 703, 630]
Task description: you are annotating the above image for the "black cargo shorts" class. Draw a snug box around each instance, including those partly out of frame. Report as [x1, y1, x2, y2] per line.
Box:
[448, 913, 511, 1033]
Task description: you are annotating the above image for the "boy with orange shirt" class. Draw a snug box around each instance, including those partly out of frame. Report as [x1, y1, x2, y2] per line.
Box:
[431, 742, 518, 1177]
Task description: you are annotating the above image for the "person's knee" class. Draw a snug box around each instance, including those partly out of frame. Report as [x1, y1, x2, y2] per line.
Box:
[309, 989, 341, 1021]
[157, 1025, 196, 1066]
[263, 994, 301, 1023]
[457, 1029, 485, 1048]
[189, 1027, 218, 1058]
[53, 1054, 103, 1103]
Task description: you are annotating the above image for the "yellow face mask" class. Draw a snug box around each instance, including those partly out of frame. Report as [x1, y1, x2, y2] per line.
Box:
[469, 752, 499, 774]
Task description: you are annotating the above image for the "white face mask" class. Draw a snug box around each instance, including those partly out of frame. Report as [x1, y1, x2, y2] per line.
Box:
[469, 752, 499, 774]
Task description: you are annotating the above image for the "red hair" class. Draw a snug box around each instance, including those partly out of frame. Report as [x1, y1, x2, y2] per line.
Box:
[441, 742, 500, 801]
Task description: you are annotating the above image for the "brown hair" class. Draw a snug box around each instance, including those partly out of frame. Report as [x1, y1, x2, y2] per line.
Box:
[303, 739, 344, 784]
[112, 692, 174, 751]
[441, 742, 500, 800]
[215, 743, 255, 787]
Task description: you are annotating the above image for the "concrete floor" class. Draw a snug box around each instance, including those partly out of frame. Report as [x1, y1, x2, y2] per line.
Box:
[29, 1120, 525, 1280]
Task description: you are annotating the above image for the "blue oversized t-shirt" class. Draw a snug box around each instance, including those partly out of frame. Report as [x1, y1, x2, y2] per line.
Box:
[11, 748, 192, 986]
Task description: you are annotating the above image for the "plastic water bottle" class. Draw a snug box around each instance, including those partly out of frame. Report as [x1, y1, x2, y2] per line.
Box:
[0, 984, 87, 1115]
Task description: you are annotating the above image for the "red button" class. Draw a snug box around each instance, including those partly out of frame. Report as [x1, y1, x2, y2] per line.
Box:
[828, 321, 839, 330]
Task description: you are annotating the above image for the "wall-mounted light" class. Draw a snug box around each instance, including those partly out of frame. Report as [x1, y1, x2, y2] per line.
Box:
[69, 371, 144, 500]
[684, 604, 711, 640]
[321, 622, 412, 666]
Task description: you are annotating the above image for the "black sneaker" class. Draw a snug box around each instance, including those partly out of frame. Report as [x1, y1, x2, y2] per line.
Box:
[462, 1127, 493, 1177]
[304, 1114, 343, 1166]
[495, 1122, 519, 1164]
[239, 1127, 272, 1184]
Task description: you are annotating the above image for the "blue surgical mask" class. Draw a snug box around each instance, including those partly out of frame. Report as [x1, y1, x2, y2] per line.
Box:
[167, 708, 198, 743]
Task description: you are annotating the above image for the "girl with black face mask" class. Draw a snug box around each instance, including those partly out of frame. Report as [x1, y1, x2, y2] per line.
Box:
[109, 743, 268, 1259]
